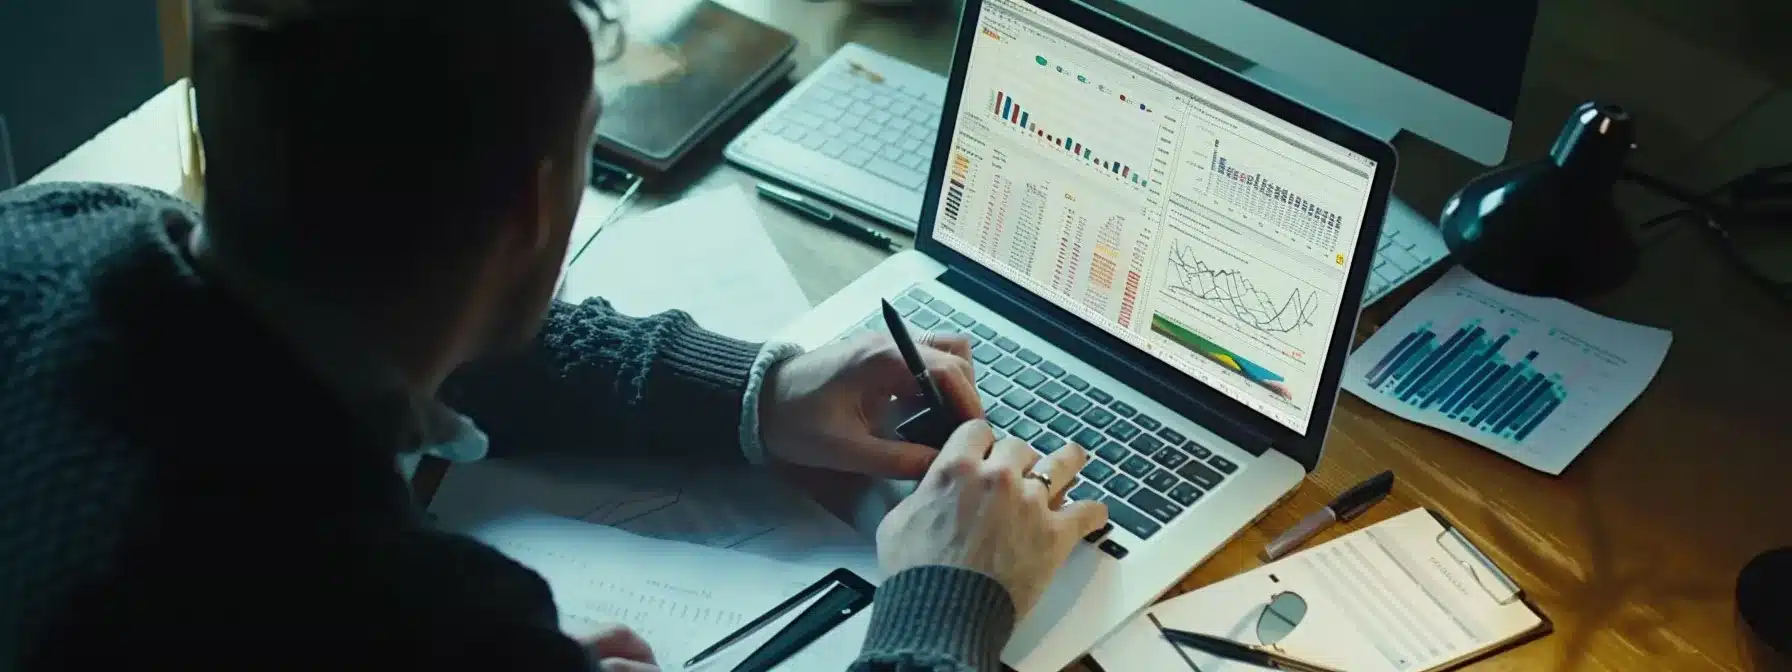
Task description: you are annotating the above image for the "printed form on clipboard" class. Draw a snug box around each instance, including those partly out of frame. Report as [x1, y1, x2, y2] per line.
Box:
[1091, 509, 1549, 672]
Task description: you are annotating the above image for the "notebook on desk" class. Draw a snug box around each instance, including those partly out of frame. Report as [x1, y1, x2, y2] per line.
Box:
[592, 0, 796, 175]
[1090, 508, 1550, 672]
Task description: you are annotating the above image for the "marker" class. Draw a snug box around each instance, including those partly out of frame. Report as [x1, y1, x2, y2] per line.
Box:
[1260, 470, 1395, 561]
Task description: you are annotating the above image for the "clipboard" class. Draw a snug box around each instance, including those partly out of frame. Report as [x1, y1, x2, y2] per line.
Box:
[1420, 509, 1555, 671]
[683, 568, 876, 671]
[1090, 508, 1554, 672]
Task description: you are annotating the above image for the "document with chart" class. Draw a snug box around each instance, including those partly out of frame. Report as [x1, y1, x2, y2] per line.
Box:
[933, 15, 1383, 436]
[1343, 268, 1673, 474]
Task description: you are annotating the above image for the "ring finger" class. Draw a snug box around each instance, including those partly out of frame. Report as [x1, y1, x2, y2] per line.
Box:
[1026, 444, 1088, 506]
[987, 437, 1039, 476]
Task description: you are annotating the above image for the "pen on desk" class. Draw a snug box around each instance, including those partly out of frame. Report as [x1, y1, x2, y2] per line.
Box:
[847, 60, 886, 83]
[1150, 614, 1346, 672]
[1260, 470, 1394, 562]
[757, 182, 898, 252]
[682, 579, 836, 670]
[882, 299, 950, 415]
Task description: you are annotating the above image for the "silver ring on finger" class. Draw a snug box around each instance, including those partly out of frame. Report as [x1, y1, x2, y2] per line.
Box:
[1023, 471, 1053, 490]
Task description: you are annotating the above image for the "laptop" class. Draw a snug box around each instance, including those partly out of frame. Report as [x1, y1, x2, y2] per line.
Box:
[772, 0, 1395, 669]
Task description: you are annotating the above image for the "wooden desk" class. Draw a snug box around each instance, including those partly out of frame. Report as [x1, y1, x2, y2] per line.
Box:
[689, 2, 1792, 670]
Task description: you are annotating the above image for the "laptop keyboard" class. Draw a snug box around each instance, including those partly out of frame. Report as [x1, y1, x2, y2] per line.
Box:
[842, 286, 1238, 543]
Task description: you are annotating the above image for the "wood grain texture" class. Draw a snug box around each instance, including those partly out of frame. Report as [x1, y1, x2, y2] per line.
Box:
[156, 0, 190, 83]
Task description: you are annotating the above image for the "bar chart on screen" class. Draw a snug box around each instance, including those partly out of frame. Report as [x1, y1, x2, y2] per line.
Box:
[1168, 132, 1362, 260]
[1210, 154, 1344, 250]
[992, 90, 1152, 188]
[1343, 268, 1673, 474]
[963, 24, 1176, 195]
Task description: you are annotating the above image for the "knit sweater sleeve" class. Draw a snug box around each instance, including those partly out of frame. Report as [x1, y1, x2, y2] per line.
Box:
[441, 298, 763, 463]
[851, 566, 1020, 672]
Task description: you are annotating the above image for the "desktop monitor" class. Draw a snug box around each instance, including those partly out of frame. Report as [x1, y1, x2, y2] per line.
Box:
[1104, 0, 1538, 167]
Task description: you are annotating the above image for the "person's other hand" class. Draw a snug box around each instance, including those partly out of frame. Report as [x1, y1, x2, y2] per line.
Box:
[759, 330, 981, 479]
[874, 420, 1109, 618]
[580, 623, 660, 672]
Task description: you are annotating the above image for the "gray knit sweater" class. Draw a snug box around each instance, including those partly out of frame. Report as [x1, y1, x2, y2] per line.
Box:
[0, 182, 1014, 671]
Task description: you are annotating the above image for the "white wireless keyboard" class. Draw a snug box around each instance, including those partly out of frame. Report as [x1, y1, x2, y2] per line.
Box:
[1362, 200, 1449, 305]
[725, 43, 947, 232]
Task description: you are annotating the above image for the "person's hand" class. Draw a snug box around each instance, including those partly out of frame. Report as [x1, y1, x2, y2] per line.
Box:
[759, 330, 982, 479]
[874, 420, 1109, 618]
[580, 623, 660, 672]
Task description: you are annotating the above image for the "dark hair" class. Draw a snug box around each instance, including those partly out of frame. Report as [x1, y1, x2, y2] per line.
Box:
[192, 0, 595, 285]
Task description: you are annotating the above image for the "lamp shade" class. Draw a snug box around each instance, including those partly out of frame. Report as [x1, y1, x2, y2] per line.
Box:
[1438, 102, 1640, 298]
[1739, 547, 1792, 669]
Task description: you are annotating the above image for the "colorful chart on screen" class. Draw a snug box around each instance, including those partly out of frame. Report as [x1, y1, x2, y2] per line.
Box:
[930, 2, 1384, 433]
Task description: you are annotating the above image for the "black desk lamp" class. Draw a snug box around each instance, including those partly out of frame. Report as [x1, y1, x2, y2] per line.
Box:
[1439, 102, 1640, 298]
[1444, 105, 1792, 664]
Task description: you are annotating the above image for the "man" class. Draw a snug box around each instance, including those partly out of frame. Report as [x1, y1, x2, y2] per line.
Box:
[0, 0, 1109, 670]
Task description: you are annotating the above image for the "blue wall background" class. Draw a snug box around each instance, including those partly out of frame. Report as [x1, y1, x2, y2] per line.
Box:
[0, 0, 167, 181]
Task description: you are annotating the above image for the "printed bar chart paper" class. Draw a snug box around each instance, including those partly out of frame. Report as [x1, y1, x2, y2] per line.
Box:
[1343, 267, 1672, 474]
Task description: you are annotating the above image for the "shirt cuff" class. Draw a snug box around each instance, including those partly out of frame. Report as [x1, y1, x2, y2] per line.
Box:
[738, 342, 806, 464]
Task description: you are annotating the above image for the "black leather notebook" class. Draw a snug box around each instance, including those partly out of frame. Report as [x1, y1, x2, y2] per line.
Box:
[592, 0, 797, 174]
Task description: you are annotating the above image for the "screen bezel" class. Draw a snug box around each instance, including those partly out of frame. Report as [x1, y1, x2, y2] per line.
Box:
[916, 0, 1398, 471]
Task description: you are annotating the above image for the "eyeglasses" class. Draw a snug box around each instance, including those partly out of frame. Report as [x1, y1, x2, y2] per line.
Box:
[1257, 591, 1308, 647]
[1150, 592, 1346, 672]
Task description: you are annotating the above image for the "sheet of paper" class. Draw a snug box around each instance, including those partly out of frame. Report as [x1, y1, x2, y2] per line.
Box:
[1362, 200, 1450, 305]
[446, 510, 871, 671]
[563, 186, 634, 270]
[430, 456, 881, 579]
[28, 80, 195, 197]
[1091, 510, 1543, 672]
[1343, 267, 1672, 474]
[557, 185, 812, 341]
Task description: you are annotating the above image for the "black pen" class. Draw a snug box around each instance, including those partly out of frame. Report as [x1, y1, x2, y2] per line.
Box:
[1261, 470, 1395, 561]
[757, 182, 898, 252]
[1150, 614, 1347, 672]
[882, 299, 949, 414]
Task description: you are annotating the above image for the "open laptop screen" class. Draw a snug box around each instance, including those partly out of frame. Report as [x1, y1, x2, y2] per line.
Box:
[929, 0, 1381, 436]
